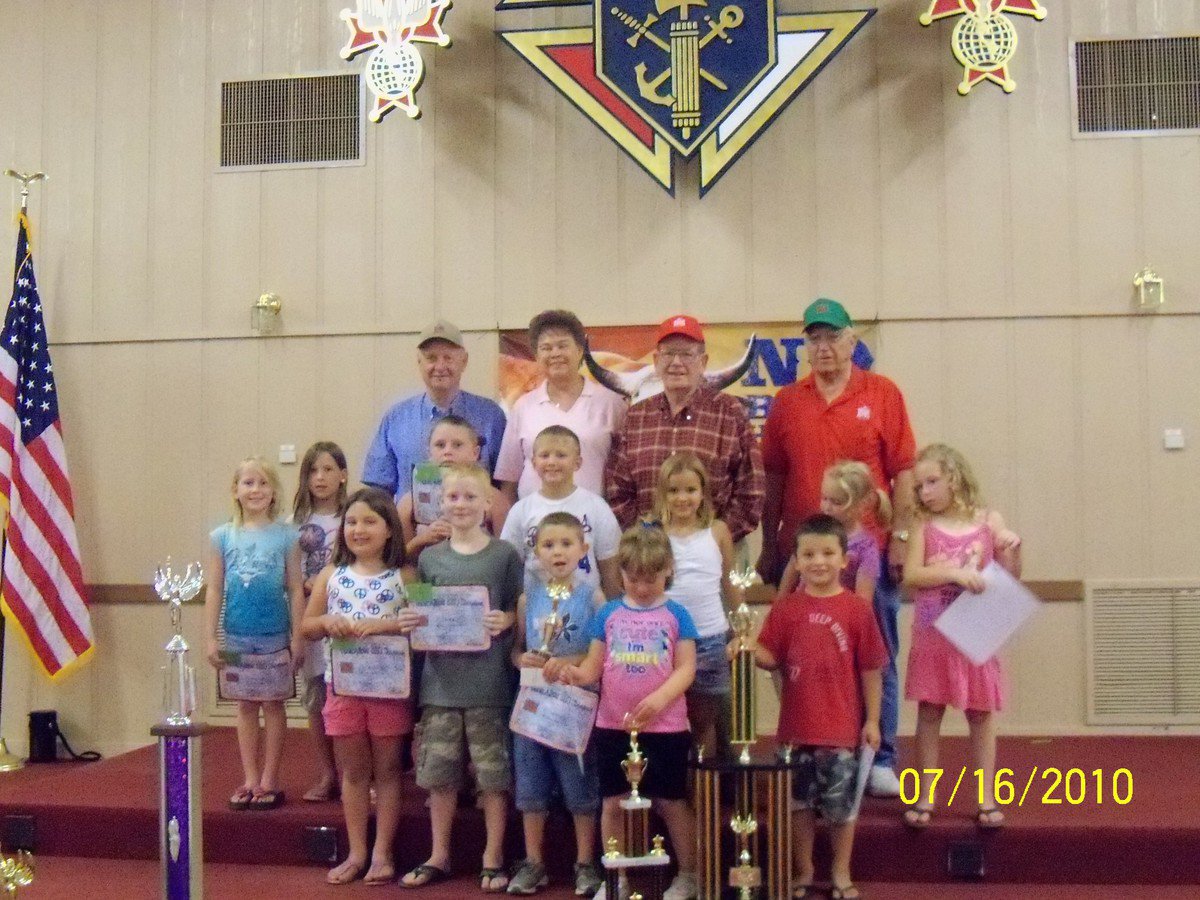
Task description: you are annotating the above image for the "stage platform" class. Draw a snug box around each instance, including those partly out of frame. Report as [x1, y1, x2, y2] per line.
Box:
[0, 730, 1196, 889]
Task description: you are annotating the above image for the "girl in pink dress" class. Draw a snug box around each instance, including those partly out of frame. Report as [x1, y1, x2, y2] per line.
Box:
[902, 444, 1021, 831]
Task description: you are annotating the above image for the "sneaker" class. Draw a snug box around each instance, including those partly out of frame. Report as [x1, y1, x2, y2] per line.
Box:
[507, 860, 548, 895]
[663, 871, 698, 900]
[574, 862, 603, 897]
[867, 764, 901, 798]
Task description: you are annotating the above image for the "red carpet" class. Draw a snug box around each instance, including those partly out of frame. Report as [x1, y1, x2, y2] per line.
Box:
[1, 730, 1197, 887]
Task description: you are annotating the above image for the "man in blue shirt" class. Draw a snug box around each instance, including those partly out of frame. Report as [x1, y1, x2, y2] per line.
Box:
[362, 320, 506, 498]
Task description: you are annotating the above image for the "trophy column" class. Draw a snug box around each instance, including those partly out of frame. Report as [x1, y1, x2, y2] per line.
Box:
[152, 560, 206, 900]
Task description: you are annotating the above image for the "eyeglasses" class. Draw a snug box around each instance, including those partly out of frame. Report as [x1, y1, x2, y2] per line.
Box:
[805, 329, 845, 347]
[658, 348, 703, 361]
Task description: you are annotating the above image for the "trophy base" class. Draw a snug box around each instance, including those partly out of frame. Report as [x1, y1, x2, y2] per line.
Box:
[0, 738, 24, 772]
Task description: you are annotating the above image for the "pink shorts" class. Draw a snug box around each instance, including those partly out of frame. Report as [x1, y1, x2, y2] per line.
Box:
[322, 693, 413, 738]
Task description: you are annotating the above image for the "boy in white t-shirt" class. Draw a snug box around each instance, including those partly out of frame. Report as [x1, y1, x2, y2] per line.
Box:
[501, 425, 622, 599]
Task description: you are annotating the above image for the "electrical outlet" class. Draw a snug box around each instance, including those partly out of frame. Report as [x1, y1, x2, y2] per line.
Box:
[279, 444, 297, 464]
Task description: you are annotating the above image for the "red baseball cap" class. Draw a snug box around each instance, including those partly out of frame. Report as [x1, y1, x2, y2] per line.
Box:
[656, 314, 705, 344]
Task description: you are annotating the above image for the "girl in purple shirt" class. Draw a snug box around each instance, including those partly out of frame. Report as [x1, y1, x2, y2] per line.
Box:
[778, 461, 891, 602]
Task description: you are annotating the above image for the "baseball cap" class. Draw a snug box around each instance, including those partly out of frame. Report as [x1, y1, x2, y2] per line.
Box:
[655, 314, 705, 344]
[802, 298, 852, 332]
[417, 319, 465, 349]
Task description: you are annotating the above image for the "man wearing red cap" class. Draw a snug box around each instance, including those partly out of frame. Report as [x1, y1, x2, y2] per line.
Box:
[604, 315, 764, 542]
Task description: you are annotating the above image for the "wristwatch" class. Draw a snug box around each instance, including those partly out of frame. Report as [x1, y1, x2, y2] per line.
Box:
[893, 529, 910, 542]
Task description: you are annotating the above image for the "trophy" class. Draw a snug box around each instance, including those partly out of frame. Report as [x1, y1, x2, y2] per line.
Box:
[153, 559, 205, 726]
[729, 815, 762, 899]
[535, 580, 570, 657]
[601, 730, 669, 900]
[0, 847, 33, 896]
[728, 566, 759, 764]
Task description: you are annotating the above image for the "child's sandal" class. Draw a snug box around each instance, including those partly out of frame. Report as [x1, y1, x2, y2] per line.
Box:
[976, 807, 1005, 829]
[903, 807, 932, 830]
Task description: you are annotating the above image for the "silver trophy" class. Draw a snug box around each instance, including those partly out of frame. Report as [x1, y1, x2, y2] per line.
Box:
[153, 559, 205, 726]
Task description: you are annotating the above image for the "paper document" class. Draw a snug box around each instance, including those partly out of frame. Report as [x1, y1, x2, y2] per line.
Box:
[849, 744, 875, 820]
[933, 561, 1041, 665]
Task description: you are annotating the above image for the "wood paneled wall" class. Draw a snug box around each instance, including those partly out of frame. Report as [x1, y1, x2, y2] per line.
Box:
[1, 0, 1199, 751]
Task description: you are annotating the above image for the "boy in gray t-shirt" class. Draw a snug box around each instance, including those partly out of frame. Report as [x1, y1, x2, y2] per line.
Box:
[400, 464, 522, 892]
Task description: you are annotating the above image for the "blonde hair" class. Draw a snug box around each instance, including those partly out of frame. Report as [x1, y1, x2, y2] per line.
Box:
[617, 525, 675, 587]
[823, 460, 892, 527]
[439, 461, 492, 491]
[914, 443, 982, 518]
[650, 452, 715, 528]
[231, 456, 282, 525]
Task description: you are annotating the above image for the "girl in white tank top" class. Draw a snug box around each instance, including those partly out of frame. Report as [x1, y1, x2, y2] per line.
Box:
[650, 452, 744, 755]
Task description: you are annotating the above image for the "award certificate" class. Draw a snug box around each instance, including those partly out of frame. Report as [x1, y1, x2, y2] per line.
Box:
[217, 648, 295, 702]
[408, 584, 492, 652]
[509, 678, 599, 755]
[412, 462, 443, 527]
[330, 634, 412, 699]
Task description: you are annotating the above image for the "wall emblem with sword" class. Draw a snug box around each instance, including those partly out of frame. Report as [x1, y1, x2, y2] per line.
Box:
[598, 0, 773, 155]
[498, 1, 876, 194]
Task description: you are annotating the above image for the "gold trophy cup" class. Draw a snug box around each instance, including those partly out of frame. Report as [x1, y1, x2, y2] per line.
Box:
[728, 566, 759, 764]
[535, 580, 570, 657]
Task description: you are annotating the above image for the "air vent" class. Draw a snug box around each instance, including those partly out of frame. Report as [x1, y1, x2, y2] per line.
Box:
[1086, 579, 1200, 725]
[220, 74, 364, 169]
[1072, 37, 1200, 137]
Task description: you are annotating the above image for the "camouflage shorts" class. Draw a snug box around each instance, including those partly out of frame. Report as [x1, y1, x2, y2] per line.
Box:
[791, 746, 858, 824]
[415, 705, 511, 793]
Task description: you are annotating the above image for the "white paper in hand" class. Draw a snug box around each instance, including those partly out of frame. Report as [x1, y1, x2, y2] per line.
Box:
[933, 562, 1041, 665]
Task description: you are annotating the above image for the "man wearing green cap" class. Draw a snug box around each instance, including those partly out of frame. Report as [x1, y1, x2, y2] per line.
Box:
[758, 298, 917, 797]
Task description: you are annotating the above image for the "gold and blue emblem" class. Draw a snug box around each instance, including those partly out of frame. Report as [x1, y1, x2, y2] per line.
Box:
[497, 1, 874, 195]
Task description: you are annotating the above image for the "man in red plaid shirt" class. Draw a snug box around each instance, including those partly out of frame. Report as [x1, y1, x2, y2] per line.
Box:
[604, 315, 764, 542]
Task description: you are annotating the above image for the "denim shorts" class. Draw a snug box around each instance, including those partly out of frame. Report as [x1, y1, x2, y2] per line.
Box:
[513, 733, 599, 815]
[691, 632, 732, 695]
[791, 746, 858, 823]
[224, 632, 289, 656]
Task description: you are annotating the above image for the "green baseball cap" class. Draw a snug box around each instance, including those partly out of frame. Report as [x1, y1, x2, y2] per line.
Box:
[803, 298, 852, 331]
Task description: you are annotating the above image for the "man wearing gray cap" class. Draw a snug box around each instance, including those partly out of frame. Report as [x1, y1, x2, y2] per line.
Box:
[363, 320, 507, 499]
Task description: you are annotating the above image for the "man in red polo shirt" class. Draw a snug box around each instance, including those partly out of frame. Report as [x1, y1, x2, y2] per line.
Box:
[757, 298, 916, 797]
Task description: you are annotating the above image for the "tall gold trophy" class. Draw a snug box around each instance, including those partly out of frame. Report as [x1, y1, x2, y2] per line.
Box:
[728, 567, 759, 764]
[600, 729, 669, 900]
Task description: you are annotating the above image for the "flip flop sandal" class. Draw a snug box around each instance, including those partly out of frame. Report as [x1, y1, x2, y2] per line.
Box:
[830, 885, 862, 900]
[792, 884, 815, 899]
[400, 864, 451, 889]
[248, 789, 284, 810]
[480, 867, 509, 893]
[363, 862, 396, 886]
[228, 787, 254, 811]
[903, 808, 932, 830]
[977, 807, 1006, 830]
[326, 860, 366, 885]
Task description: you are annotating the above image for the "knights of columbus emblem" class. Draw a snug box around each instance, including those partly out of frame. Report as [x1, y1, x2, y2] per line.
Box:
[497, 1, 874, 195]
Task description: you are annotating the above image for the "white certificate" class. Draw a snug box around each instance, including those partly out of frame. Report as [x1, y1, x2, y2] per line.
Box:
[848, 744, 875, 820]
[217, 648, 295, 702]
[408, 584, 492, 652]
[330, 635, 411, 699]
[411, 463, 443, 527]
[933, 561, 1042, 665]
[510, 679, 599, 755]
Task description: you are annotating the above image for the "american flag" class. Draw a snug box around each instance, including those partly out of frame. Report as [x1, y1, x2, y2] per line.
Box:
[0, 213, 92, 677]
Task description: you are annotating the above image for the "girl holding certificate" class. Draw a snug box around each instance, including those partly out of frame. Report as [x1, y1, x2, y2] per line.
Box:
[301, 487, 412, 886]
[902, 444, 1022, 831]
[206, 457, 305, 812]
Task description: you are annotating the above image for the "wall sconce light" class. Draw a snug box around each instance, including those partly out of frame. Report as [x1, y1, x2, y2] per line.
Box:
[1133, 268, 1164, 311]
[252, 292, 282, 334]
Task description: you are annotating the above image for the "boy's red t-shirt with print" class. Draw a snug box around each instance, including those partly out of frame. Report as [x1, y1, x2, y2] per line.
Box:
[757, 588, 887, 749]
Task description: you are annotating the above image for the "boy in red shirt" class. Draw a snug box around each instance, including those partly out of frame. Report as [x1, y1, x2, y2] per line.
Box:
[755, 514, 886, 900]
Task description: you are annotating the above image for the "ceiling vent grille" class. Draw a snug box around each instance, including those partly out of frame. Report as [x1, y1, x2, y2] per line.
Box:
[1072, 37, 1200, 137]
[1085, 579, 1200, 725]
[220, 74, 364, 170]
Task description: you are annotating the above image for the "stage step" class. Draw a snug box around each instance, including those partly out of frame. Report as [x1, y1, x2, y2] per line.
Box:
[0, 731, 1195, 887]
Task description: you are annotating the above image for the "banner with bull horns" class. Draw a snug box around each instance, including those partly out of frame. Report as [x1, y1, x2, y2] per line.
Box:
[499, 321, 877, 434]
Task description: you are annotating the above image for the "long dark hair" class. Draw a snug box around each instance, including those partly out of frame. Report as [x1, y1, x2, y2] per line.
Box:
[333, 487, 405, 569]
[292, 441, 349, 522]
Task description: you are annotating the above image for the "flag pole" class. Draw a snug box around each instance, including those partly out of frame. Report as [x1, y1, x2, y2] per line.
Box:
[0, 170, 49, 772]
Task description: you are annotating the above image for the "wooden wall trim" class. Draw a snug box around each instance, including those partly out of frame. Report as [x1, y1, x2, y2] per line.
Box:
[88, 585, 1089, 607]
[742, 579, 1083, 607]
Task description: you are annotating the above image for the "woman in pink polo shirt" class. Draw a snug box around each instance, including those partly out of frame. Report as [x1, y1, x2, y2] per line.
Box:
[496, 310, 628, 501]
